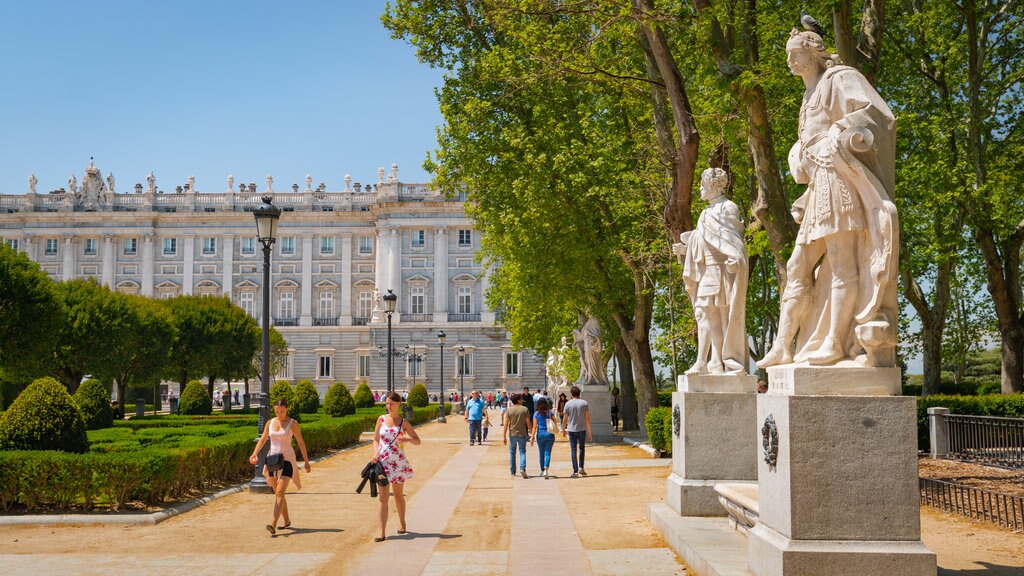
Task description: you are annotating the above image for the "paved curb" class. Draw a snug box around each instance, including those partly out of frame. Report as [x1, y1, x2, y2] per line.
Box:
[0, 416, 448, 527]
[623, 436, 662, 458]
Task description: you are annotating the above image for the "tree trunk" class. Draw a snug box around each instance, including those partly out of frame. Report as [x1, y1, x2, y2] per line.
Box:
[152, 379, 162, 412]
[920, 325, 943, 396]
[178, 369, 188, 394]
[207, 374, 216, 399]
[115, 377, 127, 405]
[614, 338, 639, 430]
[976, 228, 1024, 394]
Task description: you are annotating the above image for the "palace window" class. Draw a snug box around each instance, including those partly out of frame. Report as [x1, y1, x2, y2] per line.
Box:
[358, 355, 371, 378]
[412, 229, 425, 248]
[319, 291, 335, 318]
[239, 291, 255, 317]
[45, 238, 58, 256]
[410, 286, 426, 314]
[458, 286, 473, 314]
[202, 238, 216, 255]
[320, 236, 334, 255]
[458, 229, 472, 247]
[84, 238, 97, 256]
[279, 292, 294, 318]
[280, 237, 295, 255]
[407, 355, 423, 378]
[123, 238, 137, 255]
[318, 355, 333, 379]
[357, 290, 373, 318]
[242, 237, 255, 255]
[457, 352, 474, 376]
[359, 236, 374, 254]
[5, 239, 19, 251]
[163, 238, 177, 255]
[505, 352, 521, 377]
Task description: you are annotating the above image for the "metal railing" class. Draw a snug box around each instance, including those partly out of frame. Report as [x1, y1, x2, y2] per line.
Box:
[947, 414, 1024, 468]
[352, 316, 371, 326]
[920, 477, 1024, 532]
[401, 313, 432, 322]
[313, 316, 338, 326]
[273, 317, 298, 327]
[448, 313, 481, 322]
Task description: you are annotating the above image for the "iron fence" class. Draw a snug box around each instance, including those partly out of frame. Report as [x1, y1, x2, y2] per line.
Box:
[947, 414, 1024, 468]
[920, 477, 1024, 532]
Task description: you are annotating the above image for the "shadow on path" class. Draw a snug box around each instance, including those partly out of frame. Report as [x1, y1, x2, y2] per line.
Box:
[273, 527, 345, 538]
[385, 532, 462, 541]
[940, 563, 1024, 575]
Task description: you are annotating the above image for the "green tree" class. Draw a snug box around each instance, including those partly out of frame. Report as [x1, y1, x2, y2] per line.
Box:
[270, 380, 299, 419]
[92, 294, 175, 404]
[0, 245, 64, 381]
[73, 378, 113, 430]
[178, 379, 212, 416]
[293, 379, 320, 414]
[241, 328, 289, 405]
[324, 382, 356, 416]
[0, 376, 88, 453]
[353, 382, 375, 408]
[407, 383, 429, 408]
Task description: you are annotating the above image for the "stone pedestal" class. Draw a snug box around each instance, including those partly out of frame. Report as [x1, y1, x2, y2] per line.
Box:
[747, 365, 936, 576]
[667, 373, 758, 517]
[579, 385, 613, 442]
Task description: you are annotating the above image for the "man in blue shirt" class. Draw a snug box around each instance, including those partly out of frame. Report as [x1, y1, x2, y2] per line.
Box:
[464, 390, 487, 446]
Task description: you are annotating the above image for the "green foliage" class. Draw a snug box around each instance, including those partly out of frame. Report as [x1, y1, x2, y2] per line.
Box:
[178, 380, 212, 416]
[407, 383, 429, 408]
[657, 391, 673, 407]
[0, 377, 88, 453]
[645, 407, 672, 454]
[324, 382, 355, 417]
[0, 245, 63, 380]
[270, 380, 299, 420]
[353, 382, 375, 408]
[73, 379, 113, 430]
[915, 394, 1024, 449]
[292, 379, 320, 414]
[161, 296, 260, 390]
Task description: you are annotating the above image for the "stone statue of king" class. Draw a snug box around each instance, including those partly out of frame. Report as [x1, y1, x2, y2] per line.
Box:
[757, 28, 899, 369]
[674, 167, 749, 375]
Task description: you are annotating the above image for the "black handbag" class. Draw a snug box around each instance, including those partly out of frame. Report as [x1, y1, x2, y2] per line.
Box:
[265, 453, 285, 473]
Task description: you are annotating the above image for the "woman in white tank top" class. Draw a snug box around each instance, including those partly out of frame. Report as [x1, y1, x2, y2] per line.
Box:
[250, 399, 311, 535]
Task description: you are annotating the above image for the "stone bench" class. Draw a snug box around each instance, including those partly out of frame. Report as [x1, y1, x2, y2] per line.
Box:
[715, 482, 759, 534]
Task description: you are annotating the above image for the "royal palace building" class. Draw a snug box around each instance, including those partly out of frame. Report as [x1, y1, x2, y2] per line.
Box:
[0, 161, 544, 397]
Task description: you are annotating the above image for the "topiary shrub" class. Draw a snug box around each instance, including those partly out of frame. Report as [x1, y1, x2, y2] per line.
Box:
[353, 382, 375, 408]
[269, 380, 299, 419]
[178, 380, 212, 416]
[645, 407, 671, 454]
[293, 379, 320, 414]
[73, 378, 113, 430]
[323, 382, 355, 417]
[0, 377, 88, 453]
[407, 383, 429, 408]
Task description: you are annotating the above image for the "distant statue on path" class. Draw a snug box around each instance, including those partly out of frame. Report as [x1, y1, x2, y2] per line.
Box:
[673, 167, 749, 375]
[757, 26, 898, 369]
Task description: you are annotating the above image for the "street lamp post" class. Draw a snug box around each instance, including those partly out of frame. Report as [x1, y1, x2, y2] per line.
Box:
[457, 345, 466, 412]
[406, 345, 425, 392]
[437, 330, 446, 423]
[383, 290, 397, 393]
[251, 196, 280, 494]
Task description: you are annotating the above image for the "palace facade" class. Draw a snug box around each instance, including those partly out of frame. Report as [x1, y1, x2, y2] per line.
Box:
[0, 162, 544, 397]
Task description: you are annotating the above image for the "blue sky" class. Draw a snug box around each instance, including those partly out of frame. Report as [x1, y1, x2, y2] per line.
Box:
[0, 0, 444, 194]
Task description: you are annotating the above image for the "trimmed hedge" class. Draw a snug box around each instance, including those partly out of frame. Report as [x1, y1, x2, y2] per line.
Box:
[178, 380, 212, 416]
[916, 393, 1024, 449]
[353, 382, 375, 408]
[0, 377, 88, 453]
[74, 379, 113, 430]
[645, 406, 672, 454]
[657, 391, 672, 407]
[408, 383, 429, 408]
[293, 379, 320, 414]
[324, 382, 355, 417]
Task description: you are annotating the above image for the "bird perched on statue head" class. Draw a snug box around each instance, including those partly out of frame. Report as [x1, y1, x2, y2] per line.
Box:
[800, 10, 825, 38]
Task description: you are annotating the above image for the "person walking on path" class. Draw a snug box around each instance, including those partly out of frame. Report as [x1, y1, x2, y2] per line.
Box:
[249, 399, 312, 536]
[556, 392, 568, 425]
[487, 390, 494, 408]
[482, 408, 492, 442]
[503, 393, 531, 478]
[530, 397, 559, 479]
[522, 386, 535, 416]
[610, 388, 620, 431]
[561, 386, 593, 478]
[371, 391, 421, 542]
[465, 390, 486, 445]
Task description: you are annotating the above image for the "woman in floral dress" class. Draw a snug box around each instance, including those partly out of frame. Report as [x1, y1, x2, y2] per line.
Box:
[372, 391, 421, 541]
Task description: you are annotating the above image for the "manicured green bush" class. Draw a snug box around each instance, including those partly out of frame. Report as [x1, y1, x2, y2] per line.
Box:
[178, 380, 212, 416]
[916, 393, 1024, 449]
[0, 377, 88, 453]
[645, 407, 671, 454]
[323, 382, 355, 417]
[407, 383, 429, 408]
[657, 391, 672, 407]
[663, 408, 673, 454]
[293, 379, 320, 414]
[269, 380, 299, 419]
[354, 382, 375, 408]
[73, 378, 113, 430]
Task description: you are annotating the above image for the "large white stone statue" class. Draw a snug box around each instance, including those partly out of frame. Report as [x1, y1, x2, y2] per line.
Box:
[674, 167, 749, 375]
[545, 336, 570, 394]
[757, 28, 898, 370]
[574, 316, 608, 386]
[106, 172, 115, 193]
[28, 174, 37, 194]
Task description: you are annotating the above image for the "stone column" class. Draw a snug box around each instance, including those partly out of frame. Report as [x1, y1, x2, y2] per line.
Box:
[141, 234, 155, 296]
[101, 234, 115, 287]
[300, 234, 313, 326]
[928, 407, 950, 458]
[182, 235, 195, 295]
[746, 366, 935, 576]
[374, 227, 387, 294]
[433, 226, 448, 322]
[221, 234, 234, 297]
[390, 228, 402, 317]
[340, 233, 353, 324]
[61, 233, 76, 281]
[666, 374, 758, 517]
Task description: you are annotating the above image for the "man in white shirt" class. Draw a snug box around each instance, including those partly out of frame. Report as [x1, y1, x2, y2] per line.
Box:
[560, 386, 592, 478]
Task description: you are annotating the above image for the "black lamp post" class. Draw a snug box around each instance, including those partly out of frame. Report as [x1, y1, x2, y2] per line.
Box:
[383, 289, 397, 393]
[457, 345, 466, 411]
[406, 345, 426, 392]
[437, 330, 446, 423]
[251, 195, 280, 494]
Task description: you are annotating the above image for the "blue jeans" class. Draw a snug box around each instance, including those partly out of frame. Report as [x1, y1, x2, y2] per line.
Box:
[508, 436, 527, 473]
[536, 431, 555, 470]
[568, 430, 587, 473]
[468, 419, 482, 444]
